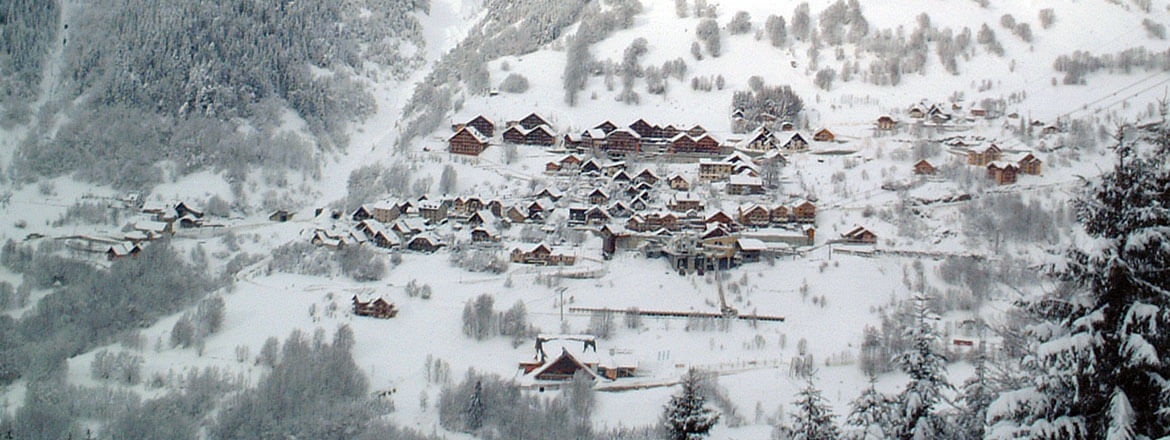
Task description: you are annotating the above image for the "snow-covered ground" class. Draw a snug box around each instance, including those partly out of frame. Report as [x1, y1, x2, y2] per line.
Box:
[1, 0, 1168, 437]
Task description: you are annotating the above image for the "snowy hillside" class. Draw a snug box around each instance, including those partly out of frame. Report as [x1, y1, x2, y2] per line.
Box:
[1, 0, 1169, 438]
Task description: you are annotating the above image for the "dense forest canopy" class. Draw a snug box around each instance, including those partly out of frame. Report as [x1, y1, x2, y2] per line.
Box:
[7, 0, 429, 191]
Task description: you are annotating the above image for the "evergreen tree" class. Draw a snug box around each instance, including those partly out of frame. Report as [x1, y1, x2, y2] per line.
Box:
[788, 375, 839, 440]
[466, 380, 485, 431]
[988, 119, 1170, 439]
[954, 345, 995, 439]
[662, 369, 720, 440]
[893, 295, 952, 439]
[844, 376, 896, 440]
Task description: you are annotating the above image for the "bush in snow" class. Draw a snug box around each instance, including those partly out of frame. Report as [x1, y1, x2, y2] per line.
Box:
[1038, 8, 1055, 29]
[499, 73, 530, 93]
[90, 350, 144, 385]
[765, 15, 787, 47]
[696, 19, 721, 57]
[727, 11, 752, 35]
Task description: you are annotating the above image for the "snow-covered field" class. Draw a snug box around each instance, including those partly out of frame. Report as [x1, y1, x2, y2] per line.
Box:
[1, 0, 1167, 437]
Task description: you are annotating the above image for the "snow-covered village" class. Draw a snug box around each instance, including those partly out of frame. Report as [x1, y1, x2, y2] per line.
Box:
[0, 0, 1169, 438]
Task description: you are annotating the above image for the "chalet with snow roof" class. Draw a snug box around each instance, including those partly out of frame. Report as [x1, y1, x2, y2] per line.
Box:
[310, 230, 348, 249]
[449, 126, 488, 156]
[457, 115, 495, 137]
[611, 170, 632, 184]
[106, 243, 141, 261]
[406, 234, 444, 252]
[511, 243, 576, 265]
[668, 133, 697, 154]
[738, 205, 771, 226]
[987, 162, 1019, 185]
[466, 210, 497, 226]
[608, 201, 632, 217]
[580, 158, 603, 174]
[1017, 153, 1042, 175]
[471, 225, 498, 242]
[842, 225, 877, 243]
[519, 335, 635, 382]
[605, 128, 642, 153]
[908, 104, 926, 119]
[668, 174, 690, 190]
[914, 159, 937, 175]
[352, 205, 374, 221]
[525, 125, 556, 146]
[504, 206, 528, 223]
[585, 206, 611, 225]
[735, 238, 766, 262]
[518, 113, 551, 130]
[876, 115, 897, 130]
[352, 295, 398, 319]
[418, 201, 448, 223]
[770, 205, 789, 223]
[568, 206, 588, 224]
[735, 126, 776, 153]
[793, 200, 816, 222]
[635, 168, 659, 185]
[687, 124, 707, 137]
[628, 119, 655, 138]
[727, 173, 764, 195]
[781, 132, 808, 151]
[269, 210, 294, 222]
[967, 144, 1003, 166]
[535, 187, 563, 202]
[502, 125, 527, 144]
[813, 128, 835, 142]
[594, 121, 618, 134]
[668, 193, 703, 212]
[391, 218, 426, 238]
[588, 188, 610, 205]
[699, 159, 734, 181]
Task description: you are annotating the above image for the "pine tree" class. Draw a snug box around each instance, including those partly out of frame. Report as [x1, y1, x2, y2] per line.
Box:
[844, 376, 896, 440]
[466, 380, 485, 431]
[663, 369, 720, 440]
[788, 375, 839, 440]
[988, 119, 1170, 439]
[893, 295, 952, 439]
[954, 344, 995, 440]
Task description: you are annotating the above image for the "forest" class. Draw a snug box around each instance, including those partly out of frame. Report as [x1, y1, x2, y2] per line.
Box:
[7, 0, 429, 191]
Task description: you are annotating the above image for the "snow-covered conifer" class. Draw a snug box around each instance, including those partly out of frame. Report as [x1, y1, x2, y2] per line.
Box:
[788, 375, 839, 440]
[893, 295, 952, 439]
[844, 376, 895, 440]
[663, 369, 720, 439]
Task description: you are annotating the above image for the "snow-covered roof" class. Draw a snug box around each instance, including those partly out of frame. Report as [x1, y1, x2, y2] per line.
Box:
[728, 174, 763, 186]
[736, 238, 767, 251]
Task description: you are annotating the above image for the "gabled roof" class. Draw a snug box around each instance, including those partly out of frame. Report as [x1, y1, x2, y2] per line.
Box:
[737, 238, 767, 251]
[452, 126, 488, 143]
[728, 173, 763, 186]
[608, 128, 642, 139]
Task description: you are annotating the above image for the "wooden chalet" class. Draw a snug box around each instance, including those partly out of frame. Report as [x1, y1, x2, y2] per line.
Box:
[687, 124, 707, 137]
[735, 238, 766, 262]
[914, 159, 937, 175]
[842, 225, 877, 243]
[502, 125, 527, 144]
[635, 168, 659, 184]
[738, 205, 771, 226]
[628, 119, 656, 138]
[524, 125, 556, 146]
[611, 170, 632, 183]
[580, 158, 603, 174]
[585, 206, 611, 225]
[813, 128, 835, 142]
[406, 234, 445, 252]
[594, 121, 618, 134]
[876, 115, 897, 130]
[987, 162, 1019, 185]
[462, 115, 495, 137]
[518, 112, 552, 130]
[970, 108, 987, 117]
[588, 188, 610, 205]
[510, 243, 576, 265]
[559, 154, 582, 169]
[668, 174, 690, 190]
[504, 206, 528, 223]
[352, 296, 398, 318]
[486, 200, 504, 217]
[793, 200, 816, 222]
[694, 134, 720, 154]
[471, 225, 499, 242]
[781, 132, 808, 151]
[735, 126, 776, 153]
[605, 128, 642, 153]
[767, 205, 788, 223]
[668, 134, 697, 153]
[466, 210, 497, 226]
[106, 243, 141, 261]
[311, 230, 348, 248]
[352, 205, 374, 221]
[608, 201, 632, 217]
[967, 144, 1002, 166]
[535, 187, 563, 202]
[705, 210, 737, 227]
[908, 105, 926, 119]
[1017, 153, 1042, 175]
[699, 159, 734, 181]
[449, 126, 488, 156]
